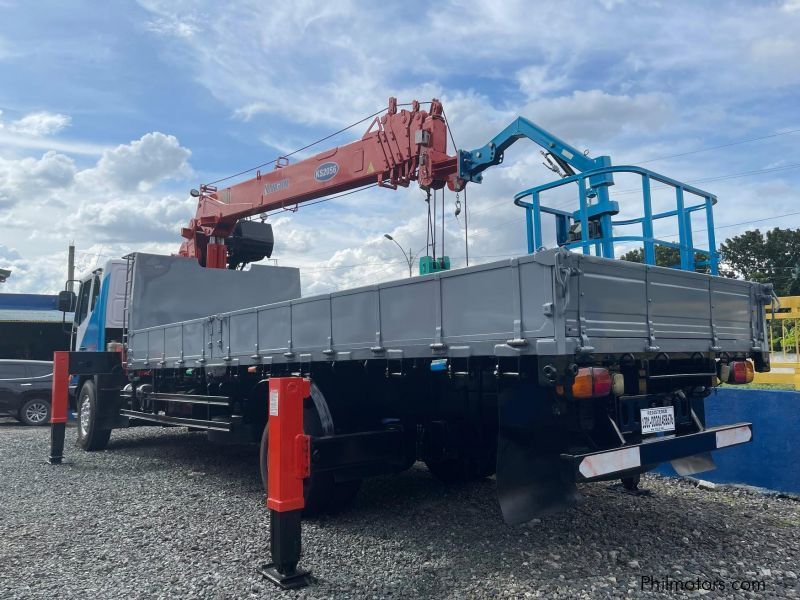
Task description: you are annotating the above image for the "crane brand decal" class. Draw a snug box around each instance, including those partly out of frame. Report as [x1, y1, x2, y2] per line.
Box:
[264, 178, 289, 195]
[314, 162, 339, 182]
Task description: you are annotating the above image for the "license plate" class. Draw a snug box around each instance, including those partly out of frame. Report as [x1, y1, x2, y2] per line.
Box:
[640, 406, 675, 434]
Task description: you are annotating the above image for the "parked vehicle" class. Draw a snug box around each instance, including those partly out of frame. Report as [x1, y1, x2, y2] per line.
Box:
[0, 360, 53, 425]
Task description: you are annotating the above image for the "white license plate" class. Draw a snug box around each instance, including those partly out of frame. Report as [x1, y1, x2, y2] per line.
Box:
[640, 406, 675, 434]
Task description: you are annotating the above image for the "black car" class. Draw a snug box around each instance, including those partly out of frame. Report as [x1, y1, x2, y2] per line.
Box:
[0, 360, 53, 426]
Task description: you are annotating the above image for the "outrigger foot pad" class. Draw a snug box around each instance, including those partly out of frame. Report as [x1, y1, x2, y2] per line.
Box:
[258, 564, 313, 590]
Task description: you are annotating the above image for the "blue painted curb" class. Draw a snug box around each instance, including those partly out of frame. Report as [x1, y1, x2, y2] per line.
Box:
[658, 388, 800, 493]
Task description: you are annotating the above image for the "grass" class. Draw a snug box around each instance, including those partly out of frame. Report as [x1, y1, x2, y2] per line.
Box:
[721, 382, 796, 391]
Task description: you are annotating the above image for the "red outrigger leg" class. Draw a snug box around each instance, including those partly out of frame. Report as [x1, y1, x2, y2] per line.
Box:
[48, 351, 70, 465]
[258, 377, 313, 590]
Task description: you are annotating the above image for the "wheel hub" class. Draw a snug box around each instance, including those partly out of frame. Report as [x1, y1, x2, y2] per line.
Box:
[25, 402, 49, 424]
[79, 395, 91, 435]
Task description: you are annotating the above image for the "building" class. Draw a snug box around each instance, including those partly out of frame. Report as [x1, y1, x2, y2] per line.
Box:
[0, 293, 72, 360]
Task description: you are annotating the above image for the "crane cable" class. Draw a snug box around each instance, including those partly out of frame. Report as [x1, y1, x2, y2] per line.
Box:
[440, 106, 468, 266]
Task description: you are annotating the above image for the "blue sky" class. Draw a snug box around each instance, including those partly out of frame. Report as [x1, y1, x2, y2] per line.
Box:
[1, 0, 799, 294]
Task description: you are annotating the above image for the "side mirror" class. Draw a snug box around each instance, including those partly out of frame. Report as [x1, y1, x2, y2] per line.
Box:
[57, 290, 77, 313]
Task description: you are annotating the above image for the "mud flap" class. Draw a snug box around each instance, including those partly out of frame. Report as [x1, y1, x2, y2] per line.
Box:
[496, 382, 578, 525]
[95, 372, 128, 430]
[670, 452, 716, 476]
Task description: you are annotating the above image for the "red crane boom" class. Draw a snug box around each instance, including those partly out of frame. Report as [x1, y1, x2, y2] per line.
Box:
[179, 98, 462, 268]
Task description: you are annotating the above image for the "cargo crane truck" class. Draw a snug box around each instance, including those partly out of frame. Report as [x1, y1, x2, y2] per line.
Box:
[52, 98, 772, 559]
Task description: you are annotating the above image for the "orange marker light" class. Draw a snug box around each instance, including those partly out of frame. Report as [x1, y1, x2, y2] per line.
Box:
[571, 367, 612, 398]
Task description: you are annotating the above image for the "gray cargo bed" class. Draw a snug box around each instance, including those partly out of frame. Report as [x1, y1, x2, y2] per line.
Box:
[126, 250, 769, 370]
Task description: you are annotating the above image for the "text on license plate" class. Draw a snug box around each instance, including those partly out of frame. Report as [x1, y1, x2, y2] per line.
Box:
[640, 406, 675, 434]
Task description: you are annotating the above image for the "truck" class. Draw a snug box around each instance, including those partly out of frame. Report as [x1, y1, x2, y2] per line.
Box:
[53, 97, 772, 540]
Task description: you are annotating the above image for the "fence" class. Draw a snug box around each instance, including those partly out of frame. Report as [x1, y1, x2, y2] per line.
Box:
[753, 295, 800, 389]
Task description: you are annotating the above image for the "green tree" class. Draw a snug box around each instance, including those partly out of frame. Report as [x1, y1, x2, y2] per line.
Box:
[718, 228, 800, 296]
[620, 245, 709, 273]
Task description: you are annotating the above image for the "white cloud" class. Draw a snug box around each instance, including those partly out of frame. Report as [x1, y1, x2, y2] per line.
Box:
[0, 132, 191, 212]
[0, 131, 109, 156]
[0, 151, 77, 208]
[516, 65, 571, 100]
[524, 90, 674, 143]
[144, 16, 201, 38]
[0, 243, 22, 262]
[67, 194, 195, 243]
[9, 111, 71, 136]
[0, 129, 196, 294]
[77, 132, 192, 192]
[0, 110, 104, 155]
[783, 0, 800, 12]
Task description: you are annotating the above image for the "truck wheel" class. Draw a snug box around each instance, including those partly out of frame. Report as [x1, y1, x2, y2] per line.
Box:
[259, 401, 361, 515]
[76, 380, 112, 451]
[18, 398, 51, 426]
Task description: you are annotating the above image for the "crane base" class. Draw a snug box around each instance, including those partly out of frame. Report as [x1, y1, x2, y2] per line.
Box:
[258, 563, 313, 590]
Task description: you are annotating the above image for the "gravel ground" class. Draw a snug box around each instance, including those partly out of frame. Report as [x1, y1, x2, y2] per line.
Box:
[1, 418, 798, 599]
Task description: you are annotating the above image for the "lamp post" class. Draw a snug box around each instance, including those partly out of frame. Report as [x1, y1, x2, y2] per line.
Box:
[383, 234, 419, 277]
[0, 268, 10, 283]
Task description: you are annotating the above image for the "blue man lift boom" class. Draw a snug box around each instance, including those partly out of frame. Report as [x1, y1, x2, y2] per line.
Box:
[458, 117, 718, 274]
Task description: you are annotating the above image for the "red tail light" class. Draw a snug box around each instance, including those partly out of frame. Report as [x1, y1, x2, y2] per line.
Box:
[571, 367, 612, 398]
[729, 360, 754, 384]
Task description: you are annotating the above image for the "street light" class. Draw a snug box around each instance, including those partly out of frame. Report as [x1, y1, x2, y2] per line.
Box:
[383, 234, 421, 277]
[0, 268, 10, 283]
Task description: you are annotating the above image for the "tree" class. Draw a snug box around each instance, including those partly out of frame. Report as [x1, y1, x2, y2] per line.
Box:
[620, 245, 709, 273]
[620, 227, 800, 293]
[718, 228, 800, 296]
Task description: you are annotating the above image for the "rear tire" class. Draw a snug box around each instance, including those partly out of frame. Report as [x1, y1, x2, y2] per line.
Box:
[76, 380, 111, 451]
[18, 398, 51, 426]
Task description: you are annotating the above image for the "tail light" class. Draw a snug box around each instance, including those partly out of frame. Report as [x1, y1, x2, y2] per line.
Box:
[571, 367, 612, 398]
[729, 360, 754, 384]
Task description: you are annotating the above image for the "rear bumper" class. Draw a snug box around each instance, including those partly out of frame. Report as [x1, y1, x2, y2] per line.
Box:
[562, 423, 753, 483]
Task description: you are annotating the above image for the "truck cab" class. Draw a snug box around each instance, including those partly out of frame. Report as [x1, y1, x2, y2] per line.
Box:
[58, 260, 128, 403]
[61, 260, 127, 354]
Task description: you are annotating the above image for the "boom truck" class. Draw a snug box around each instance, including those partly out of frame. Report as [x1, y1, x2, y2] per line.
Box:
[52, 97, 772, 580]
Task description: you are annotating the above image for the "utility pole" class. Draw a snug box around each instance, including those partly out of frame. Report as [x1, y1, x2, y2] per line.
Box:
[67, 243, 75, 292]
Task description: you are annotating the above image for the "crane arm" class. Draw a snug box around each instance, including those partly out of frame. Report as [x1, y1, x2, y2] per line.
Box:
[180, 98, 461, 268]
[457, 116, 614, 190]
[459, 116, 622, 258]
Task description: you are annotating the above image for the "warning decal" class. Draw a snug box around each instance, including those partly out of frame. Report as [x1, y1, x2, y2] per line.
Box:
[269, 389, 279, 416]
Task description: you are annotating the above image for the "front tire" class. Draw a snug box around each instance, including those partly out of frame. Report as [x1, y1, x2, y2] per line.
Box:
[76, 380, 111, 451]
[18, 398, 51, 426]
